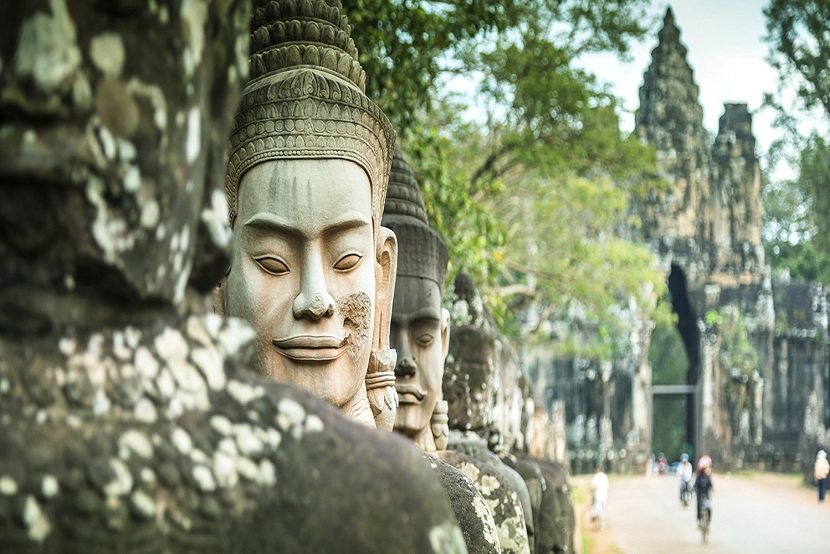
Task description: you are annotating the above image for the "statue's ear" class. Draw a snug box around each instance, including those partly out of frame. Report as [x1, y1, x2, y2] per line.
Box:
[373, 226, 397, 353]
[440, 307, 451, 362]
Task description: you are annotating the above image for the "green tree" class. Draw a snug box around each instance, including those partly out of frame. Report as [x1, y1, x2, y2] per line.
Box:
[347, 0, 667, 341]
[763, 0, 830, 283]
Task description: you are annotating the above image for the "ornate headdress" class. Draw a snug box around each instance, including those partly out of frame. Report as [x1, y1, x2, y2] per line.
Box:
[226, 0, 395, 237]
[381, 146, 448, 290]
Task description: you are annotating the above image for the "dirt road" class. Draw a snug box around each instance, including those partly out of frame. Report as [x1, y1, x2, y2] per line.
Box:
[579, 472, 830, 553]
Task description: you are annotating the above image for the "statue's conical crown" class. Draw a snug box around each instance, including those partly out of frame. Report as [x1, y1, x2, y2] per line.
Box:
[227, 0, 395, 233]
[382, 146, 448, 289]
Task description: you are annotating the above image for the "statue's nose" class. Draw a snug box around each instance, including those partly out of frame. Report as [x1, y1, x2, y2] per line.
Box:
[292, 256, 335, 320]
[395, 355, 417, 377]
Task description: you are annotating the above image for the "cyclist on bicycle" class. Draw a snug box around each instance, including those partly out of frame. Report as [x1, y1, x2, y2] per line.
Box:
[676, 453, 693, 504]
[694, 455, 714, 527]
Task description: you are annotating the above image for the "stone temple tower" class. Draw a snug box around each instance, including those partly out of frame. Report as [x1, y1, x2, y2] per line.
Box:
[634, 8, 764, 282]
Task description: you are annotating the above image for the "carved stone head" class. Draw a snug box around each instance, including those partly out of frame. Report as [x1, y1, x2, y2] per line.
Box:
[223, 0, 398, 429]
[443, 273, 500, 437]
[382, 146, 450, 451]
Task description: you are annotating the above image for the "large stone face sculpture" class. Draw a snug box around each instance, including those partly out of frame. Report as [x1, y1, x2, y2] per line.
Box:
[0, 1, 466, 551]
[443, 274, 534, 554]
[383, 146, 451, 451]
[383, 147, 501, 553]
[223, 0, 398, 429]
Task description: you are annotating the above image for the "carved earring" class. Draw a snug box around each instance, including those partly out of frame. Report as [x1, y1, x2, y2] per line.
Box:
[431, 400, 449, 451]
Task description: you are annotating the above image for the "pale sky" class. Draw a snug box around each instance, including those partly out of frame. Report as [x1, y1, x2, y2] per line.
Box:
[579, 0, 783, 168]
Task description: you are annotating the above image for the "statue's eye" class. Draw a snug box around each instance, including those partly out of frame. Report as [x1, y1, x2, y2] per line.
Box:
[255, 256, 289, 275]
[334, 253, 362, 271]
[416, 333, 434, 346]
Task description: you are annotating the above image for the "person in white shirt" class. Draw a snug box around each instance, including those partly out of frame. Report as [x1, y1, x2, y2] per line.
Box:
[590, 466, 610, 528]
[677, 453, 693, 504]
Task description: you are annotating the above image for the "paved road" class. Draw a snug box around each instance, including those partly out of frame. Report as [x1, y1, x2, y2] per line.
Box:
[601, 472, 830, 554]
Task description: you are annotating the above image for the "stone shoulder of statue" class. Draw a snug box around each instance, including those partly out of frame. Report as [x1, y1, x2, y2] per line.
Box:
[0, 315, 464, 553]
[436, 446, 530, 554]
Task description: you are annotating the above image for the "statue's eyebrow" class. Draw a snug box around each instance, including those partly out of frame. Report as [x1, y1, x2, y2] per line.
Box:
[407, 307, 441, 321]
[242, 211, 370, 240]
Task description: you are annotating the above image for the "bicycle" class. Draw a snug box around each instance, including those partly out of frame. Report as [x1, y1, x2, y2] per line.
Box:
[680, 479, 692, 507]
[582, 493, 605, 532]
[698, 495, 711, 545]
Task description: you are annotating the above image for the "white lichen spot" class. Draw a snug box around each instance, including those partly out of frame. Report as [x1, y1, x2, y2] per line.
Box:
[168, 358, 205, 394]
[155, 369, 176, 397]
[92, 389, 111, 416]
[201, 188, 232, 249]
[0, 476, 18, 495]
[203, 314, 222, 339]
[15, 0, 81, 95]
[265, 428, 282, 450]
[140, 468, 156, 486]
[181, 0, 207, 78]
[126, 78, 167, 133]
[118, 430, 154, 460]
[105, 459, 133, 497]
[134, 347, 159, 380]
[134, 398, 158, 424]
[457, 462, 481, 484]
[212, 450, 238, 488]
[130, 490, 156, 518]
[89, 32, 125, 77]
[210, 415, 233, 436]
[186, 317, 212, 347]
[58, 337, 76, 356]
[123, 165, 141, 193]
[226, 380, 264, 405]
[124, 326, 141, 348]
[235, 457, 259, 482]
[479, 474, 501, 496]
[41, 475, 59, 499]
[140, 200, 160, 228]
[170, 427, 193, 455]
[304, 414, 324, 433]
[259, 459, 276, 486]
[189, 448, 208, 465]
[217, 318, 256, 357]
[234, 424, 263, 456]
[23, 496, 51, 543]
[0, 378, 9, 394]
[277, 398, 306, 428]
[428, 521, 465, 554]
[64, 275, 76, 290]
[154, 328, 188, 361]
[186, 107, 201, 162]
[191, 347, 226, 390]
[217, 438, 238, 456]
[472, 494, 498, 545]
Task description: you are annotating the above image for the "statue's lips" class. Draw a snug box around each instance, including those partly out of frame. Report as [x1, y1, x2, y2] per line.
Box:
[272, 335, 347, 361]
[395, 383, 425, 403]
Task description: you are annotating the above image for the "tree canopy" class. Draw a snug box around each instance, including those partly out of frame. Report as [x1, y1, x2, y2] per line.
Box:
[346, 0, 667, 350]
[763, 0, 830, 282]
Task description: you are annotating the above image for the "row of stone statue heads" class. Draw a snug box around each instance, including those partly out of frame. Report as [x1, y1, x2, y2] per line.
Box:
[0, 0, 572, 551]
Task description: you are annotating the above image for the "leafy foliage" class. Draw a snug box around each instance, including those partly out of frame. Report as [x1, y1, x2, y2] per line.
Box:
[763, 0, 830, 283]
[346, 0, 666, 344]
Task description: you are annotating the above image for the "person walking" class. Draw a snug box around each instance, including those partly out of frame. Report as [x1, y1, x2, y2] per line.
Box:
[590, 466, 610, 529]
[814, 450, 829, 502]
